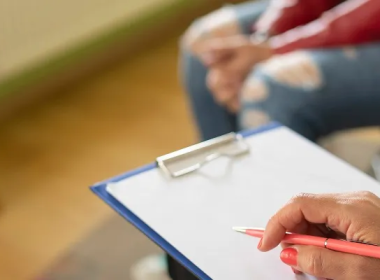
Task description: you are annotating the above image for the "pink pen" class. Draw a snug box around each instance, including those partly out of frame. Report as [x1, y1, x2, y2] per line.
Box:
[233, 227, 380, 259]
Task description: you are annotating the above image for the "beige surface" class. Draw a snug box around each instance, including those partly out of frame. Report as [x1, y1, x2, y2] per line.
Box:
[0, 38, 196, 280]
[322, 129, 380, 172]
[0, 0, 178, 80]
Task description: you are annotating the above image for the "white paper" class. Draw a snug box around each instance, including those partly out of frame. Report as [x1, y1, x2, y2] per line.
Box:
[107, 127, 380, 280]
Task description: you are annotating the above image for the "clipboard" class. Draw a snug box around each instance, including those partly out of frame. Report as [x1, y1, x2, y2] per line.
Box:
[90, 122, 380, 279]
[90, 122, 279, 279]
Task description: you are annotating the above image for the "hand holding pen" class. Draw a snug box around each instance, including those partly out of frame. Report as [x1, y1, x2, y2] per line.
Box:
[236, 191, 380, 279]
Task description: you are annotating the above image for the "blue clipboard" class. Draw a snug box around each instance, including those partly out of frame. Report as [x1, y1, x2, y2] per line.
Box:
[90, 122, 281, 280]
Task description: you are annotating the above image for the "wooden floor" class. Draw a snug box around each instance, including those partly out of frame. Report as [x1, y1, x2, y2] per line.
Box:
[0, 37, 196, 280]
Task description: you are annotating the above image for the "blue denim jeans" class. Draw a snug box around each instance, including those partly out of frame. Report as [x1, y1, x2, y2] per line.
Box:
[181, 1, 380, 142]
[169, 2, 380, 279]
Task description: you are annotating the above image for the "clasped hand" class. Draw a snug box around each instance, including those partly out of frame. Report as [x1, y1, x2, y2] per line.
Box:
[196, 35, 272, 112]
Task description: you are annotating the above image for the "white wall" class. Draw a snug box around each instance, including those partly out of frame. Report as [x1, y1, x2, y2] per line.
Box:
[0, 0, 175, 83]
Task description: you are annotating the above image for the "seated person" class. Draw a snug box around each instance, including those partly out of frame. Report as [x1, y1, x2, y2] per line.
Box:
[169, 0, 380, 279]
[181, 0, 380, 142]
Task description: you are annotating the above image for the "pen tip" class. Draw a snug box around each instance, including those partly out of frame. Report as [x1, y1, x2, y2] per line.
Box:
[232, 227, 247, 233]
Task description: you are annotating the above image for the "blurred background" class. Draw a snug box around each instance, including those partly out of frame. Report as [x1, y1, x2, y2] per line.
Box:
[1, 0, 380, 280]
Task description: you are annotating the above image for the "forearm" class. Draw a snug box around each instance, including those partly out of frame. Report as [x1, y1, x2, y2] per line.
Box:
[269, 0, 380, 54]
[255, 0, 341, 35]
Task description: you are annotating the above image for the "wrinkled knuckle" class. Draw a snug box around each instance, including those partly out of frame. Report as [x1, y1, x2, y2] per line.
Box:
[305, 252, 324, 276]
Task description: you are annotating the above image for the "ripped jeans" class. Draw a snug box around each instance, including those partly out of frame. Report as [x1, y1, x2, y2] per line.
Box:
[170, 2, 380, 280]
[181, 1, 380, 143]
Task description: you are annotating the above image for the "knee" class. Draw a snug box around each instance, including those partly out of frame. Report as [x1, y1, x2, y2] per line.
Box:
[239, 77, 272, 129]
[257, 51, 323, 90]
[238, 52, 324, 132]
[238, 75, 312, 134]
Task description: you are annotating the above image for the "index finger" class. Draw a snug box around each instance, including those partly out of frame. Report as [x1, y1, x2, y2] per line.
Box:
[259, 193, 343, 252]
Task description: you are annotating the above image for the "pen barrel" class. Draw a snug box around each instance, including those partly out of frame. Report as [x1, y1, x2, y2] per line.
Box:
[283, 234, 326, 247]
[327, 239, 380, 259]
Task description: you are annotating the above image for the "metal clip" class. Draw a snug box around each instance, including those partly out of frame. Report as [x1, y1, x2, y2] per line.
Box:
[156, 132, 250, 178]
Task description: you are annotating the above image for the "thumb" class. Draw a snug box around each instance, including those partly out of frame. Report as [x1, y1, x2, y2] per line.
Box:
[280, 245, 363, 279]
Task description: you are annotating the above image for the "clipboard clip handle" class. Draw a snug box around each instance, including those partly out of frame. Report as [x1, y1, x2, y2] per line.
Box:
[156, 132, 250, 178]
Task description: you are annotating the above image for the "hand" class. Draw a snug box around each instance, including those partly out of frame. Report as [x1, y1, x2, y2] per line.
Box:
[259, 191, 380, 279]
[199, 35, 272, 74]
[181, 7, 242, 55]
[198, 35, 272, 112]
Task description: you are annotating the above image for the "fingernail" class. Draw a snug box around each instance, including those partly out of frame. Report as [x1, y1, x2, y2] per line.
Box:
[291, 267, 302, 274]
[280, 248, 298, 266]
[257, 238, 263, 249]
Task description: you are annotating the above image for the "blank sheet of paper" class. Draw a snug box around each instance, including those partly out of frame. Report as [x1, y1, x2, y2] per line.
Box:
[107, 127, 380, 280]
